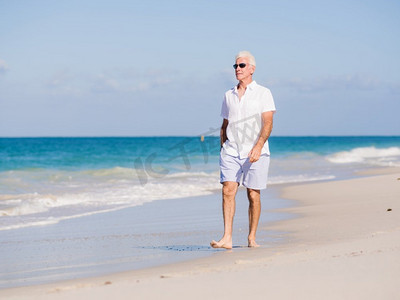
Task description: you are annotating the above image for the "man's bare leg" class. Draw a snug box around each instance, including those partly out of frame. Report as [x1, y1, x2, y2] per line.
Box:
[247, 188, 261, 247]
[210, 181, 238, 249]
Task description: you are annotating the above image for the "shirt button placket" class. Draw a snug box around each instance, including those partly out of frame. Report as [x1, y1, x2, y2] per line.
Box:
[238, 93, 245, 156]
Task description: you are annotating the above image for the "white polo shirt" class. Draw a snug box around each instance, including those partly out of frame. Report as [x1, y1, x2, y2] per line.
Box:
[221, 81, 276, 159]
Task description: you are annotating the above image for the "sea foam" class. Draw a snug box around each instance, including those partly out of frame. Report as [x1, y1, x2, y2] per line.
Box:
[326, 146, 400, 166]
[0, 170, 222, 230]
[2, 137, 399, 231]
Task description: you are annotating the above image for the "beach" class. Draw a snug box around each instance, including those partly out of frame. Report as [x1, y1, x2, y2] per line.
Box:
[2, 0, 399, 298]
[1, 167, 399, 300]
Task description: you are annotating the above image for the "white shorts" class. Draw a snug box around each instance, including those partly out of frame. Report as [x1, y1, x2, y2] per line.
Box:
[220, 150, 270, 190]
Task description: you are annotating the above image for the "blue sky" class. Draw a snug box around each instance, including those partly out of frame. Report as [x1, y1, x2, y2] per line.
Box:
[0, 0, 399, 136]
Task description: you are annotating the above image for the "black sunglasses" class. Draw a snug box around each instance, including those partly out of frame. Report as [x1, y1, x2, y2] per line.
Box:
[233, 63, 247, 69]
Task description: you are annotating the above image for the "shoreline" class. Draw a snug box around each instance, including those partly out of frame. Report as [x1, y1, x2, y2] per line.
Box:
[0, 183, 290, 290]
[1, 167, 399, 299]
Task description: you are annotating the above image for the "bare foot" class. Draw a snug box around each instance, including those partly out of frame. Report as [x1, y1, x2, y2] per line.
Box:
[210, 239, 232, 249]
[248, 240, 260, 248]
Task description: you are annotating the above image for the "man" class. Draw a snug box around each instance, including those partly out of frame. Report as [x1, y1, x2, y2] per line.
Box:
[211, 51, 276, 249]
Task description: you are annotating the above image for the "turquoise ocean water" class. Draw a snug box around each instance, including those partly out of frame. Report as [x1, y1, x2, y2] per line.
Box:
[1, 136, 400, 231]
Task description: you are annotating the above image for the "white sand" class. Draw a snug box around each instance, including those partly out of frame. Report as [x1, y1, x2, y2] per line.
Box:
[1, 169, 399, 300]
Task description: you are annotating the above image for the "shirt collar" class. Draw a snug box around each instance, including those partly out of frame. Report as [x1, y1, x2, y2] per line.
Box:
[248, 80, 257, 90]
[234, 80, 257, 93]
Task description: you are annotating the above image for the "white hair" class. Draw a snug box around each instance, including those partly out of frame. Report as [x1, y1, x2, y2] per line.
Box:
[235, 51, 256, 67]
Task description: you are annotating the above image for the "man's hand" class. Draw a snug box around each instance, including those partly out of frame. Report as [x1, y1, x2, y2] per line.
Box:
[248, 145, 262, 163]
[248, 111, 273, 163]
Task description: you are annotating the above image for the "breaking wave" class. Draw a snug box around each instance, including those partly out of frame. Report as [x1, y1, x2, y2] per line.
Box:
[326, 146, 400, 167]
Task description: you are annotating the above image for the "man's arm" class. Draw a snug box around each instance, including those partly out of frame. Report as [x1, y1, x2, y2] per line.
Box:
[220, 119, 229, 148]
[248, 111, 274, 163]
